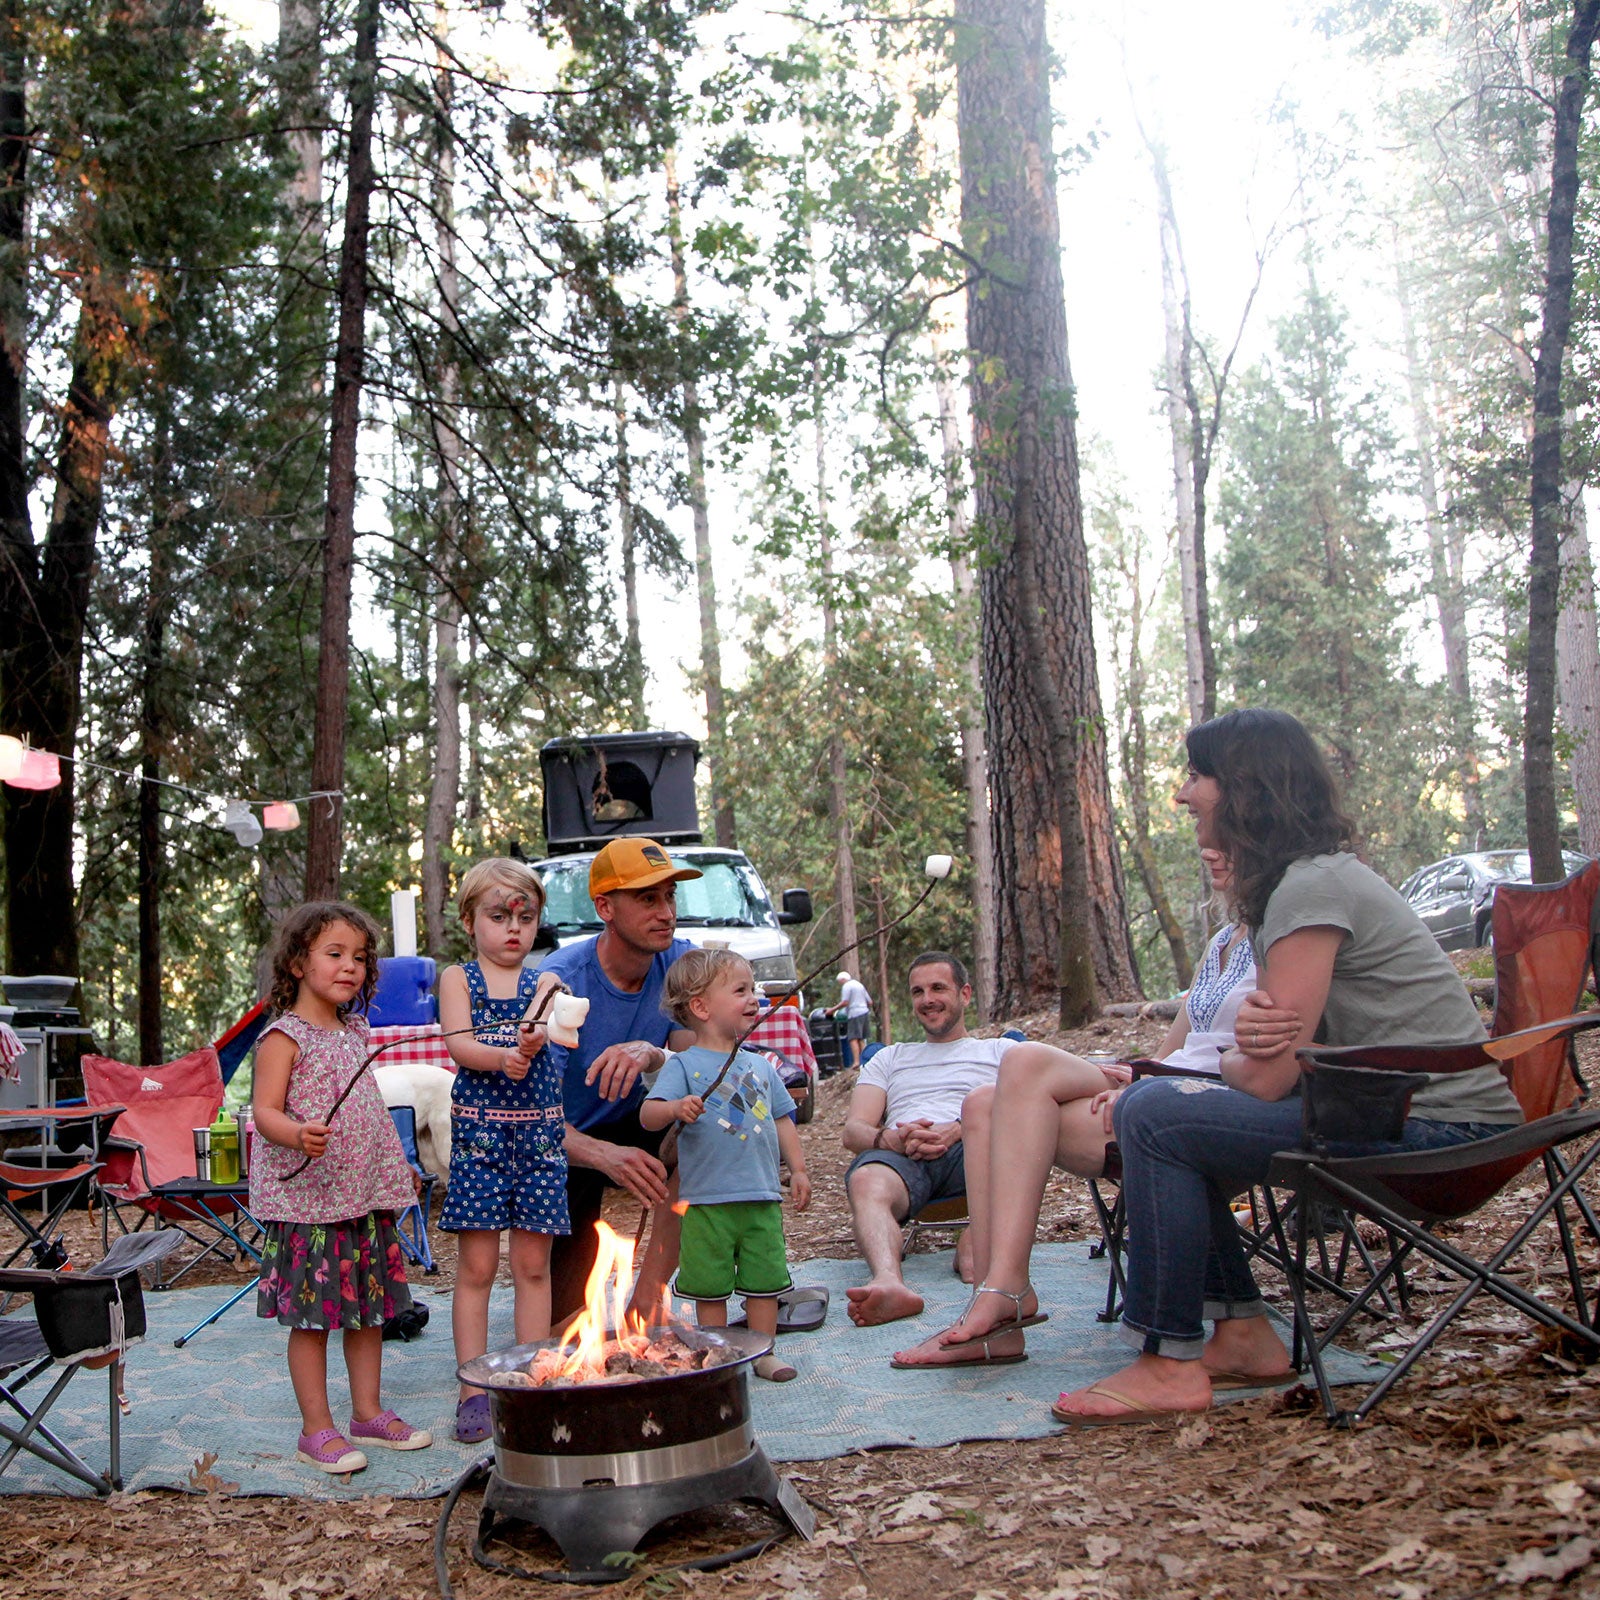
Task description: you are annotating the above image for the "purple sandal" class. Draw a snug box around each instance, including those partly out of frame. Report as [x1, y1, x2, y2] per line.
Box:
[454, 1394, 492, 1444]
[348, 1409, 432, 1451]
[297, 1428, 368, 1474]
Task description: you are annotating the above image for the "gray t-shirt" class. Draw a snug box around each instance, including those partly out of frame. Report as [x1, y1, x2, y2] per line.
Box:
[1256, 852, 1520, 1125]
[858, 1035, 1014, 1127]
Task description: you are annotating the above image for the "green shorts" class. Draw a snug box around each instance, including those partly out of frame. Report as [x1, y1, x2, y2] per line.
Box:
[674, 1200, 793, 1302]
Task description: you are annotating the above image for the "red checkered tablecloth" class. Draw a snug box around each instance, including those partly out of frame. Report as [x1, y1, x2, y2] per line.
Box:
[744, 1004, 818, 1079]
[368, 1024, 457, 1073]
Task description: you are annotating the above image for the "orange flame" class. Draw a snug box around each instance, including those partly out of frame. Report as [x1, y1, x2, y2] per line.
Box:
[551, 1221, 649, 1378]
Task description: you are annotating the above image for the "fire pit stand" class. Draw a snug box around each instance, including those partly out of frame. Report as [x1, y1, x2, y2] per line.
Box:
[458, 1325, 814, 1580]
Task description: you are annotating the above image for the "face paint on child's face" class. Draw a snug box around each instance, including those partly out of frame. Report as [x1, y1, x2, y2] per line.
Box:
[469, 892, 541, 967]
[695, 965, 761, 1037]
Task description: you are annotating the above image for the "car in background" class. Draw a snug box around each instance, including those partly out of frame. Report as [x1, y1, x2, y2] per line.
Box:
[1398, 850, 1591, 950]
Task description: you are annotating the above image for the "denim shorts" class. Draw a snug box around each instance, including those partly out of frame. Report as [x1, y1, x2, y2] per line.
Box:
[846, 1144, 966, 1216]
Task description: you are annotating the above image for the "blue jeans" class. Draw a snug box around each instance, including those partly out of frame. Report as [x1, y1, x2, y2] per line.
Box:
[1110, 1076, 1511, 1359]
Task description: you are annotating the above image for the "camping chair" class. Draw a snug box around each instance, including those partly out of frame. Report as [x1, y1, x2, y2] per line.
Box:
[0, 1229, 182, 1492]
[1265, 859, 1600, 1426]
[81, 1047, 261, 1290]
[901, 1195, 968, 1257]
[0, 1105, 126, 1271]
[388, 1104, 437, 1274]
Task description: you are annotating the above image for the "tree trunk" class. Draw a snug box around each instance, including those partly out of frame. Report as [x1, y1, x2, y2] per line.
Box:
[665, 151, 734, 846]
[614, 376, 646, 725]
[870, 875, 893, 1046]
[814, 355, 861, 973]
[1526, 0, 1600, 882]
[934, 360, 996, 1015]
[422, 1, 464, 960]
[1152, 144, 1212, 727]
[1393, 231, 1485, 846]
[3, 308, 117, 977]
[306, 0, 380, 899]
[138, 536, 167, 1065]
[956, 0, 1139, 1018]
[1557, 487, 1600, 854]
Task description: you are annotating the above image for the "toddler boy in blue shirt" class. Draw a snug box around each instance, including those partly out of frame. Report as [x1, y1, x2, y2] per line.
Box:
[642, 949, 810, 1381]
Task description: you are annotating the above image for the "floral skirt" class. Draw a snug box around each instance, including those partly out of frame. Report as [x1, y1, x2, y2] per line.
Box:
[255, 1211, 411, 1331]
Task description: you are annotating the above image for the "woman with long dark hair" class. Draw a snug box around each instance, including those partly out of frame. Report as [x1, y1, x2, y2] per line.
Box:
[910, 709, 1522, 1421]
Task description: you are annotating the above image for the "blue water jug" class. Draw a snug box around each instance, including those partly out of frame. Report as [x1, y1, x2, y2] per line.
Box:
[370, 956, 438, 1026]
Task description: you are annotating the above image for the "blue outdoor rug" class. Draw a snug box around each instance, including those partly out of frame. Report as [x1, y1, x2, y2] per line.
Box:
[0, 1243, 1384, 1498]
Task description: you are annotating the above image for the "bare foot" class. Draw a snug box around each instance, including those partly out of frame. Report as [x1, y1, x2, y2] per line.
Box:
[891, 1325, 1025, 1367]
[935, 1283, 1039, 1347]
[1201, 1314, 1294, 1383]
[1052, 1355, 1211, 1422]
[846, 1282, 925, 1326]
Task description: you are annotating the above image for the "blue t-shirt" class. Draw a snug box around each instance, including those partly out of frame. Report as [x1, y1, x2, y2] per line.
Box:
[539, 936, 694, 1133]
[647, 1045, 796, 1205]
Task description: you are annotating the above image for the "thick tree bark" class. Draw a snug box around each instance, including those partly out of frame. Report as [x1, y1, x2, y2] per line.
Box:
[1526, 0, 1600, 882]
[935, 362, 996, 1016]
[614, 376, 646, 726]
[665, 152, 734, 847]
[956, 0, 1139, 1018]
[423, 1, 463, 959]
[1556, 488, 1600, 854]
[306, 0, 380, 898]
[138, 534, 167, 1065]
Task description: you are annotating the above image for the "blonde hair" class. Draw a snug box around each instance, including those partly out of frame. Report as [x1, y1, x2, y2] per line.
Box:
[457, 858, 545, 927]
[662, 948, 751, 1027]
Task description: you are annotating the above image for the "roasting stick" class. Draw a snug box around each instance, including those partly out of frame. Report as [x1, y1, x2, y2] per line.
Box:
[281, 980, 570, 1181]
[635, 854, 958, 1247]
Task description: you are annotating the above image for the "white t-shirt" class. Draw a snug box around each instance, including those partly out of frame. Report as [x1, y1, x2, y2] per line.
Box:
[857, 1036, 1014, 1127]
[837, 978, 872, 1018]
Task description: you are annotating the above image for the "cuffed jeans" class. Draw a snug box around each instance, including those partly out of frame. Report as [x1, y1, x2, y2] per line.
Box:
[1110, 1076, 1510, 1359]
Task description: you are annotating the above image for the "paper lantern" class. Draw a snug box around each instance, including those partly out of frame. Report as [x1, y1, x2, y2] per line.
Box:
[0, 736, 24, 782]
[7, 749, 61, 791]
[262, 801, 300, 831]
[223, 799, 263, 848]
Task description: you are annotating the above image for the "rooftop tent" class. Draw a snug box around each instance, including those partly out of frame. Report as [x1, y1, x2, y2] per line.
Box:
[540, 732, 702, 854]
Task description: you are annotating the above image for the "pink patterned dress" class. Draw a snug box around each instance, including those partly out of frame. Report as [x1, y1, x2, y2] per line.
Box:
[251, 1012, 417, 1331]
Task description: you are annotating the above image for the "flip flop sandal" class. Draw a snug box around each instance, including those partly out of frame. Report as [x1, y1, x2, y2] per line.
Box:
[728, 1285, 831, 1333]
[777, 1285, 829, 1333]
[1205, 1368, 1301, 1392]
[938, 1283, 1049, 1351]
[889, 1346, 1028, 1371]
[297, 1428, 368, 1474]
[1050, 1382, 1204, 1430]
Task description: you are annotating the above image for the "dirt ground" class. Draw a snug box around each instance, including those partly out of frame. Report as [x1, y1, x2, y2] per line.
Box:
[6, 1005, 1600, 1600]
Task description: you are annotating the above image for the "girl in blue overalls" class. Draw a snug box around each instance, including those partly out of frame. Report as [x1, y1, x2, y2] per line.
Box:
[437, 859, 567, 1442]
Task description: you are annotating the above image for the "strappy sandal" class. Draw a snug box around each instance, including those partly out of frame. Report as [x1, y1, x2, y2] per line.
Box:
[936, 1283, 1048, 1352]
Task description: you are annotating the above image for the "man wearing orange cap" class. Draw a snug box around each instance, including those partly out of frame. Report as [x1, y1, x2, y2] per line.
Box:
[540, 838, 702, 1322]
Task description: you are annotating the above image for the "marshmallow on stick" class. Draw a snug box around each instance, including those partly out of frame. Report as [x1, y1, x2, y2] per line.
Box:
[547, 992, 590, 1049]
[924, 853, 954, 880]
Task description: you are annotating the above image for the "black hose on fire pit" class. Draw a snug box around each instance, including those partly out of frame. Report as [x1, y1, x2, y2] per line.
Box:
[432, 1457, 792, 1593]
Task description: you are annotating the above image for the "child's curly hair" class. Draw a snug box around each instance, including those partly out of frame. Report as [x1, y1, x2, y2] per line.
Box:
[662, 947, 751, 1028]
[265, 901, 384, 1018]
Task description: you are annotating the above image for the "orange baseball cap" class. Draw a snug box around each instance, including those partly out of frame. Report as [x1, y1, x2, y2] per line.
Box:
[588, 837, 703, 898]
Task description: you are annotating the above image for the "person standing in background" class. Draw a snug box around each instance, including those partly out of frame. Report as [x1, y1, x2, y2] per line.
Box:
[827, 971, 873, 1071]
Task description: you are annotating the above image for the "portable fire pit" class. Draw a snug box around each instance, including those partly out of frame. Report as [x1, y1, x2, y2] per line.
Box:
[456, 1323, 814, 1579]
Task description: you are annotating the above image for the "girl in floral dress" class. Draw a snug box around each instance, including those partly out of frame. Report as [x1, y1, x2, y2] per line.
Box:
[251, 902, 432, 1475]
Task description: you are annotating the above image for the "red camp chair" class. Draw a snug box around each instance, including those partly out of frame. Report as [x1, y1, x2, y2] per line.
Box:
[81, 1047, 260, 1291]
[1267, 859, 1600, 1425]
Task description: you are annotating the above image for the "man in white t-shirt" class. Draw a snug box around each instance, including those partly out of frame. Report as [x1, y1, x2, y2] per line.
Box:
[842, 951, 1014, 1327]
[826, 971, 873, 1070]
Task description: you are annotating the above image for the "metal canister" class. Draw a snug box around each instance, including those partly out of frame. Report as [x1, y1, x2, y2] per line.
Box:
[192, 1126, 213, 1182]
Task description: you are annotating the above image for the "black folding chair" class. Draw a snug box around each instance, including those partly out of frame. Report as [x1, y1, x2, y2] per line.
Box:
[0, 1230, 182, 1492]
